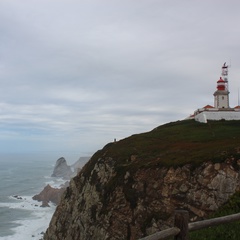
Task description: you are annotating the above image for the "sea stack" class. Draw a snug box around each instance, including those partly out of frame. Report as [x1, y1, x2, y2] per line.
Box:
[51, 157, 73, 179]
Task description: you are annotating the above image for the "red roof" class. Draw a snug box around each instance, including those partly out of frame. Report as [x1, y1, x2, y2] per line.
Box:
[203, 105, 214, 109]
[234, 106, 240, 109]
[217, 77, 225, 83]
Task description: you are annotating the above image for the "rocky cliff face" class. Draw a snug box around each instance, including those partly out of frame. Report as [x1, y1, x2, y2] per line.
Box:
[44, 156, 240, 240]
[44, 120, 240, 239]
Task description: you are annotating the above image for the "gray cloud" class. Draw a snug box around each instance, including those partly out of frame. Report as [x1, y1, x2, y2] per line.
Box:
[1, 0, 240, 158]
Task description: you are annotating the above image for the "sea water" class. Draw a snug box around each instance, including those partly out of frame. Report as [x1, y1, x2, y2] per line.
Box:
[0, 153, 72, 240]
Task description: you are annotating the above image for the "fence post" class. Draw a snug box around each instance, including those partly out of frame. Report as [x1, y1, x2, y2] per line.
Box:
[174, 210, 189, 240]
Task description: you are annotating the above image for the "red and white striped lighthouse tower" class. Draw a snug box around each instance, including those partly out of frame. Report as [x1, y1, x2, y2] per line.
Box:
[213, 63, 230, 109]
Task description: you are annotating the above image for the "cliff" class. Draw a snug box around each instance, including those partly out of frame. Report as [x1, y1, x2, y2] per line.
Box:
[44, 120, 240, 240]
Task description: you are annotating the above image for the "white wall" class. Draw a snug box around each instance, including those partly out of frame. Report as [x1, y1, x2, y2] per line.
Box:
[195, 111, 240, 123]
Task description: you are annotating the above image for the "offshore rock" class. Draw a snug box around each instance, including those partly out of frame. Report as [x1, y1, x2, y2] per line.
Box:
[44, 156, 240, 240]
[51, 156, 90, 180]
[33, 157, 90, 207]
[32, 184, 65, 206]
[70, 157, 90, 178]
[71, 157, 90, 176]
[51, 157, 73, 179]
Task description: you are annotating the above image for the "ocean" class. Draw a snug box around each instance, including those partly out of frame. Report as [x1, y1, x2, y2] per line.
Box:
[0, 153, 79, 240]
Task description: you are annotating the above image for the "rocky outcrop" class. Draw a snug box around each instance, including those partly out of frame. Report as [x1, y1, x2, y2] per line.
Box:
[71, 157, 90, 176]
[44, 156, 240, 240]
[51, 156, 90, 180]
[51, 157, 73, 179]
[33, 157, 90, 207]
[33, 184, 66, 206]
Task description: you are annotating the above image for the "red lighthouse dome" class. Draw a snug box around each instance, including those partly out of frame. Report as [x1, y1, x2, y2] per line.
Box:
[217, 77, 225, 91]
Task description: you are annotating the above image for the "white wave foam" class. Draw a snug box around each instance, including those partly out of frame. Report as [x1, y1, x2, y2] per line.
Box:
[44, 176, 68, 188]
[0, 196, 55, 240]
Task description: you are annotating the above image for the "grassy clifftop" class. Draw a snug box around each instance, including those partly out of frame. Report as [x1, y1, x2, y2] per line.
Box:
[89, 119, 240, 170]
[74, 119, 240, 239]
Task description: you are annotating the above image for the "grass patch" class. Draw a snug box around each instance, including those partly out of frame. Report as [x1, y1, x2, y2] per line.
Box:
[80, 120, 240, 204]
[88, 120, 240, 171]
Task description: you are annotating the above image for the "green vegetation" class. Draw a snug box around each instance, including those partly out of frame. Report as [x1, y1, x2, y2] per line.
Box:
[80, 119, 240, 213]
[79, 119, 240, 236]
[84, 119, 240, 176]
[190, 191, 240, 240]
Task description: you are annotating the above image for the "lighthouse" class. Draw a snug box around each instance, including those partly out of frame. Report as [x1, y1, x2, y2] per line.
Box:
[213, 63, 230, 109]
[192, 62, 240, 123]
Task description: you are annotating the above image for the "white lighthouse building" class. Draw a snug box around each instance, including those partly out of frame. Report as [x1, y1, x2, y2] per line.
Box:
[213, 77, 229, 109]
[193, 63, 240, 123]
[213, 62, 230, 109]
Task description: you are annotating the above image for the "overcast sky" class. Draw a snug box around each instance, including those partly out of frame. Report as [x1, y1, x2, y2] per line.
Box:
[1, 0, 240, 160]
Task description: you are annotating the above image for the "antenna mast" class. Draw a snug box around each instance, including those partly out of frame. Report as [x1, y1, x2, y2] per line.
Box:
[238, 88, 240, 106]
[221, 62, 229, 91]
